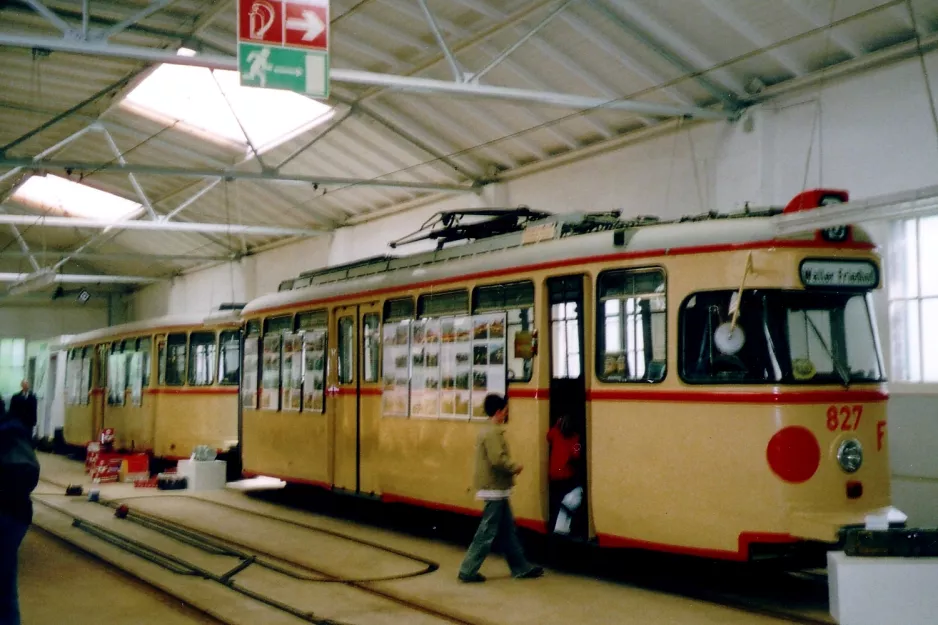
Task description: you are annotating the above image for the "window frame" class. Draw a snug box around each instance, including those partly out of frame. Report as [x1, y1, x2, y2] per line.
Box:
[472, 280, 535, 383]
[337, 316, 356, 385]
[417, 289, 469, 317]
[362, 313, 381, 384]
[595, 267, 668, 384]
[164, 332, 188, 387]
[218, 329, 241, 386]
[188, 331, 218, 386]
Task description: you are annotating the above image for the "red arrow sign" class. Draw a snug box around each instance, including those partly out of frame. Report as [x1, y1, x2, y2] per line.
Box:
[284, 1, 329, 51]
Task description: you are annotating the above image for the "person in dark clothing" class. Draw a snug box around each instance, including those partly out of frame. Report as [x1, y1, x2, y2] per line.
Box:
[0, 394, 5, 419]
[0, 414, 40, 625]
[9, 380, 37, 436]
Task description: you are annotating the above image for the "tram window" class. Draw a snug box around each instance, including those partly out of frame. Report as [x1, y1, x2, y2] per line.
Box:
[246, 319, 261, 336]
[188, 332, 216, 386]
[264, 315, 293, 335]
[551, 302, 581, 379]
[473, 281, 535, 382]
[158, 339, 166, 386]
[137, 337, 151, 387]
[418, 290, 469, 317]
[384, 297, 414, 321]
[597, 269, 666, 383]
[296, 310, 328, 331]
[165, 333, 187, 386]
[338, 317, 355, 384]
[218, 330, 240, 386]
[362, 314, 380, 383]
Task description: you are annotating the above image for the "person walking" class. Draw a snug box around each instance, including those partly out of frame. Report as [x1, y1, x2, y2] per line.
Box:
[458, 393, 543, 583]
[9, 381, 37, 439]
[0, 412, 40, 625]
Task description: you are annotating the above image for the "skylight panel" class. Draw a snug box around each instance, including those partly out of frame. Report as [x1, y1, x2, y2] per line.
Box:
[12, 174, 142, 221]
[121, 48, 333, 153]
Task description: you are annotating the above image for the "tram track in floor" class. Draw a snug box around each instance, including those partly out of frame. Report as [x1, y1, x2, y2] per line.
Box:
[33, 479, 481, 625]
[34, 476, 833, 625]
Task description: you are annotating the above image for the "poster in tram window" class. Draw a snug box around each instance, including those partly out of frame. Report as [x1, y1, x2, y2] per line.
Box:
[302, 329, 326, 413]
[80, 355, 91, 406]
[440, 316, 472, 419]
[261, 335, 282, 411]
[129, 352, 143, 407]
[280, 333, 302, 412]
[107, 354, 126, 406]
[470, 312, 508, 419]
[242, 336, 259, 411]
[410, 318, 441, 418]
[381, 320, 410, 417]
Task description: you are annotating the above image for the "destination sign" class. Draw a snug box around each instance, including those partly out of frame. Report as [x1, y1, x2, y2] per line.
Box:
[799, 259, 879, 289]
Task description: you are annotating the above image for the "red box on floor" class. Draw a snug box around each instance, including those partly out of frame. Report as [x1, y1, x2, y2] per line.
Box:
[120, 453, 149, 483]
[92, 455, 123, 483]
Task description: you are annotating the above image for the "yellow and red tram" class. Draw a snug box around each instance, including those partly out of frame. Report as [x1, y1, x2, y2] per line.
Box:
[62, 309, 242, 460]
[237, 189, 903, 562]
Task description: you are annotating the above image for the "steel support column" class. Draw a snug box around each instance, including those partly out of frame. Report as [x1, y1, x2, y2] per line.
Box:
[0, 272, 160, 284]
[0, 34, 732, 120]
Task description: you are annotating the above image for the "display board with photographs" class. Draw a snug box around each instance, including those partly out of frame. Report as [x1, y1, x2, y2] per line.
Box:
[242, 336, 259, 410]
[302, 329, 326, 413]
[280, 333, 303, 412]
[260, 335, 282, 410]
[129, 352, 143, 407]
[410, 318, 441, 418]
[439, 316, 472, 419]
[469, 313, 507, 419]
[381, 320, 411, 417]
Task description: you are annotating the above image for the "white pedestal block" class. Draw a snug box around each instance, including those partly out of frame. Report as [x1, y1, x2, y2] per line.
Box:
[176, 459, 227, 491]
[828, 551, 938, 625]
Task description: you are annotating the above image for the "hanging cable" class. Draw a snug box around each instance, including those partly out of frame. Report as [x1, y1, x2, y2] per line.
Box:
[801, 0, 837, 192]
[906, 0, 938, 155]
[663, 117, 684, 215]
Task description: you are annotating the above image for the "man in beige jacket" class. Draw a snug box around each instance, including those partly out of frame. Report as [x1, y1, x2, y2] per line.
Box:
[458, 393, 544, 582]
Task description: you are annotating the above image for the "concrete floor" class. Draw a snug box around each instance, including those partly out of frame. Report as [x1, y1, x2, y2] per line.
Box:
[20, 529, 220, 625]
[29, 453, 819, 625]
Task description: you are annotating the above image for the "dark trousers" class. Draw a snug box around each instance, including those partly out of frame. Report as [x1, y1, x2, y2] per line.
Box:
[459, 499, 534, 577]
[0, 515, 29, 625]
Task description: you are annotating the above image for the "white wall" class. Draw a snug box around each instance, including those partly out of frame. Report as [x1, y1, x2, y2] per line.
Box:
[0, 302, 108, 340]
[131, 50, 938, 524]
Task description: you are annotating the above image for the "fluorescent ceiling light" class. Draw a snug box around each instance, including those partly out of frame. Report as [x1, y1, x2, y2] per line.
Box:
[11, 174, 141, 221]
[120, 47, 334, 153]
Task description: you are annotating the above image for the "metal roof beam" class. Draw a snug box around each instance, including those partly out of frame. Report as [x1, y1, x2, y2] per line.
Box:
[0, 34, 731, 120]
[782, 0, 864, 58]
[23, 0, 73, 35]
[0, 212, 324, 237]
[99, 128, 159, 219]
[0, 157, 477, 193]
[1, 250, 232, 263]
[697, 0, 807, 77]
[8, 226, 42, 272]
[590, 0, 745, 104]
[99, 0, 174, 41]
[0, 271, 160, 285]
[416, 0, 467, 82]
[470, 0, 579, 83]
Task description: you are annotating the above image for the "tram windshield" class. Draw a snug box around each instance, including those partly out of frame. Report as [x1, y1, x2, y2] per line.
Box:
[680, 289, 884, 385]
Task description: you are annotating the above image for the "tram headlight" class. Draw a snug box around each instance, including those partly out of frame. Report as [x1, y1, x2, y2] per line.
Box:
[837, 439, 863, 473]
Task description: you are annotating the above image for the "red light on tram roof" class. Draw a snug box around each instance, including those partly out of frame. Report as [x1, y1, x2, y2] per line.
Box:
[766, 426, 821, 483]
[783, 189, 850, 214]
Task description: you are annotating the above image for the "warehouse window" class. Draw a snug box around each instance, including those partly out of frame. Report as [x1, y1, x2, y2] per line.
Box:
[11, 174, 141, 221]
[121, 48, 333, 153]
[889, 216, 938, 382]
[0, 338, 27, 398]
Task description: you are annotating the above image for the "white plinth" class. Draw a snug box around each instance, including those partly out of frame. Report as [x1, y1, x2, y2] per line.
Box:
[176, 459, 227, 491]
[828, 551, 938, 625]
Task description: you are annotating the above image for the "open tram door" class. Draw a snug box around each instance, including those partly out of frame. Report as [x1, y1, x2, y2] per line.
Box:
[331, 302, 382, 496]
[546, 275, 589, 540]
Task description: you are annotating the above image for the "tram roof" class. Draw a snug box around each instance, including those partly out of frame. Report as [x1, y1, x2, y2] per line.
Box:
[243, 210, 876, 317]
[63, 309, 242, 347]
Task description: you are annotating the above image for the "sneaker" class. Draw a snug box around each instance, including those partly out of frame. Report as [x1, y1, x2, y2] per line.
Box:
[458, 572, 486, 583]
[515, 566, 544, 579]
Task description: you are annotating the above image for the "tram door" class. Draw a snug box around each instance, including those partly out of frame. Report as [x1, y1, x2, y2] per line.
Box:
[546, 275, 588, 539]
[331, 303, 382, 495]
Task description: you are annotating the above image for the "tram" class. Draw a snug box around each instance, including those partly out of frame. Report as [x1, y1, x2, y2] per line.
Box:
[62, 307, 242, 459]
[236, 188, 903, 561]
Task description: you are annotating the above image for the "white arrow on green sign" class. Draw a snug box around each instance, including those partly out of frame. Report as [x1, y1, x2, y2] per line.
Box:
[238, 42, 329, 98]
